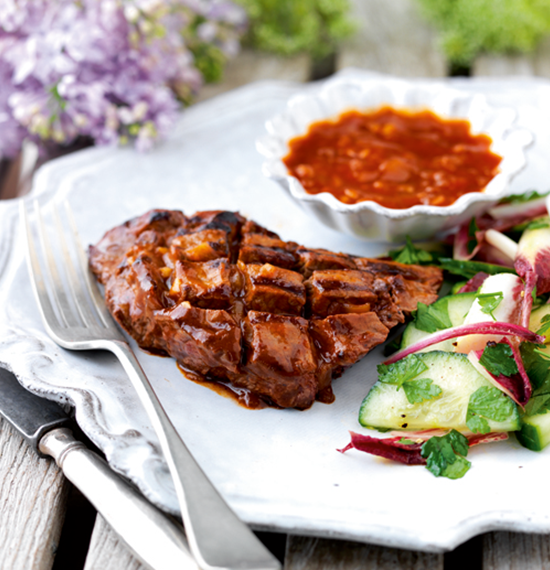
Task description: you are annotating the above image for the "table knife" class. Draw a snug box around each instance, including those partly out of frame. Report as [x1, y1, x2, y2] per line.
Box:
[0, 366, 197, 570]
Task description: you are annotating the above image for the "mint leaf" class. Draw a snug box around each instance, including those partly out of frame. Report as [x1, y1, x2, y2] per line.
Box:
[421, 429, 471, 479]
[520, 342, 549, 390]
[525, 385, 550, 415]
[499, 190, 550, 205]
[479, 342, 518, 377]
[521, 342, 550, 415]
[388, 237, 434, 265]
[536, 314, 550, 337]
[403, 378, 443, 404]
[377, 355, 442, 403]
[466, 386, 515, 434]
[476, 292, 503, 320]
[439, 258, 516, 280]
[466, 414, 490, 434]
[377, 354, 428, 389]
[414, 301, 452, 333]
[440, 456, 472, 479]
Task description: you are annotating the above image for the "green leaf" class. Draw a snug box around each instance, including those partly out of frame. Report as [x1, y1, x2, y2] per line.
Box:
[536, 314, 550, 336]
[466, 386, 515, 434]
[388, 236, 434, 265]
[377, 354, 428, 390]
[525, 392, 550, 416]
[49, 82, 67, 111]
[403, 378, 443, 404]
[414, 301, 452, 333]
[439, 258, 516, 280]
[421, 429, 470, 479]
[383, 334, 402, 357]
[466, 413, 490, 434]
[525, 219, 550, 231]
[467, 217, 479, 255]
[521, 342, 550, 415]
[520, 342, 550, 390]
[397, 438, 416, 445]
[499, 190, 550, 205]
[479, 342, 518, 377]
[476, 292, 503, 320]
[440, 455, 472, 479]
[235, 0, 356, 59]
[415, 0, 550, 66]
[378, 355, 442, 403]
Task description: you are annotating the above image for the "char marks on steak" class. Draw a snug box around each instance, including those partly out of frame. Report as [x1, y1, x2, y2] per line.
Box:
[89, 209, 443, 409]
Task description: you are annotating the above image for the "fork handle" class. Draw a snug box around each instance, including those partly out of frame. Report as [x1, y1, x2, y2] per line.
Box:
[109, 340, 281, 570]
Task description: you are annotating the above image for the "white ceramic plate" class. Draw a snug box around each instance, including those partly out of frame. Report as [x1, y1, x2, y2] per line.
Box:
[2, 70, 550, 553]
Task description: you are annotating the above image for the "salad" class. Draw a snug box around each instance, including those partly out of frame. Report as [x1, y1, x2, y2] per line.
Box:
[339, 190, 550, 479]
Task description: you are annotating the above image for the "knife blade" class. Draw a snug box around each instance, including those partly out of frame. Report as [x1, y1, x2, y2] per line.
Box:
[0, 366, 197, 570]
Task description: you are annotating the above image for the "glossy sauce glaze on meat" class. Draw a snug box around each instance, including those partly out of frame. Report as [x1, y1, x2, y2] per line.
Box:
[89, 209, 443, 409]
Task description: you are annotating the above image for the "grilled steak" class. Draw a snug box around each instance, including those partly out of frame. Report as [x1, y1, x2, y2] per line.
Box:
[89, 209, 443, 409]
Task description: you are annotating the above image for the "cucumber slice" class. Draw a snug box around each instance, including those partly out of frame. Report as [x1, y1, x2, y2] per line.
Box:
[517, 343, 550, 451]
[400, 292, 477, 352]
[359, 351, 520, 432]
[517, 412, 550, 451]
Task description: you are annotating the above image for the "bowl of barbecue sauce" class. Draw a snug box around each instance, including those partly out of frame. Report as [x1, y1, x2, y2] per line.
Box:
[257, 71, 532, 243]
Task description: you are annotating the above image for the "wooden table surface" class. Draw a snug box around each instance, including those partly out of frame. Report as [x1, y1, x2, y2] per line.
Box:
[3, 1, 550, 568]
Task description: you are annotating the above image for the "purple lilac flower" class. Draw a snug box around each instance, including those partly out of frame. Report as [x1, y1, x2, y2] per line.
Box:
[0, 0, 247, 158]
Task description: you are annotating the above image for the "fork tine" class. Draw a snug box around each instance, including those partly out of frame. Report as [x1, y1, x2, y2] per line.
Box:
[53, 202, 104, 329]
[20, 200, 67, 337]
[63, 201, 116, 328]
[33, 199, 80, 328]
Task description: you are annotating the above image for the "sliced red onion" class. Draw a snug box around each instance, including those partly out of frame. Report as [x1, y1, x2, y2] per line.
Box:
[467, 432, 508, 446]
[474, 243, 516, 267]
[383, 322, 545, 365]
[338, 431, 425, 465]
[338, 430, 509, 466]
[453, 221, 482, 261]
[518, 270, 537, 329]
[387, 429, 508, 446]
[457, 272, 490, 293]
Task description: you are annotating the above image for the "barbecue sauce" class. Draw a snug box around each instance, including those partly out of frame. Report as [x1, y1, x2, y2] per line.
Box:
[178, 364, 269, 409]
[283, 107, 502, 209]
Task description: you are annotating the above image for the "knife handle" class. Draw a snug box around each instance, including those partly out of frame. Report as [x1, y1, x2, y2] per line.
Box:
[39, 427, 197, 570]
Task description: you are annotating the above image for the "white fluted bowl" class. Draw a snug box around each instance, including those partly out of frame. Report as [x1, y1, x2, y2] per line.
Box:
[257, 73, 533, 243]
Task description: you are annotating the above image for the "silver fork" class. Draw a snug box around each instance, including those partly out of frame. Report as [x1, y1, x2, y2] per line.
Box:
[21, 199, 281, 570]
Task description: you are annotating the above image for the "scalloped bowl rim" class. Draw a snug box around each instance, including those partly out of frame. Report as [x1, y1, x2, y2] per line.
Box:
[258, 75, 533, 223]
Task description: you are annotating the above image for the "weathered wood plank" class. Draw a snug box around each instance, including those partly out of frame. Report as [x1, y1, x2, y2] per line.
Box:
[533, 36, 550, 78]
[0, 419, 68, 570]
[483, 531, 550, 570]
[473, 54, 535, 77]
[284, 535, 444, 570]
[83, 514, 146, 570]
[196, 49, 310, 103]
[337, 0, 447, 78]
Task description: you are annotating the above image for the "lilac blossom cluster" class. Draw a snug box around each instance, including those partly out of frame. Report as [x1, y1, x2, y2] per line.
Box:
[0, 0, 247, 156]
